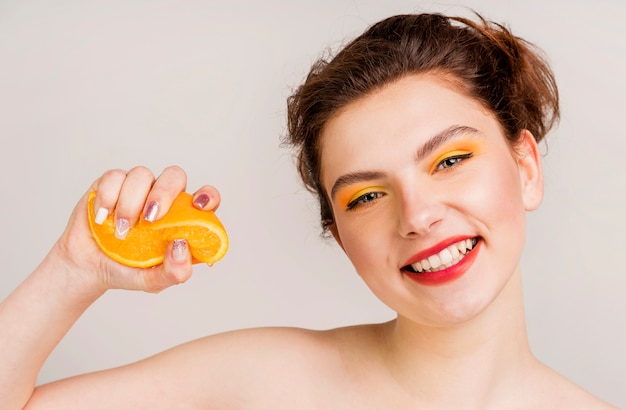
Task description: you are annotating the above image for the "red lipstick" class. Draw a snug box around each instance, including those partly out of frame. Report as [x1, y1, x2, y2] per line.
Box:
[403, 237, 481, 286]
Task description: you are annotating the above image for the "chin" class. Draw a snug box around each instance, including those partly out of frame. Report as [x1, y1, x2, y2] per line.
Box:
[428, 293, 493, 325]
[421, 266, 521, 327]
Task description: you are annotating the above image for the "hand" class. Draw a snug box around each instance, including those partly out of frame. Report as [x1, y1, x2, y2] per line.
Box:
[53, 165, 221, 293]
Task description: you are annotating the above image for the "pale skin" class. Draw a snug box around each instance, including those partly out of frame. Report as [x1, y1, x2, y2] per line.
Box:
[0, 74, 617, 409]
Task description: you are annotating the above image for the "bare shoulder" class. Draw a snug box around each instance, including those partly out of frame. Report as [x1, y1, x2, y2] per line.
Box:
[28, 325, 378, 409]
[526, 361, 618, 409]
[182, 322, 384, 377]
[160, 323, 382, 406]
[185, 321, 384, 361]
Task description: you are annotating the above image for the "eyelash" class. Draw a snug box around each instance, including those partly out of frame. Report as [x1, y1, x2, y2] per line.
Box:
[434, 152, 473, 171]
[346, 191, 384, 210]
[344, 152, 473, 211]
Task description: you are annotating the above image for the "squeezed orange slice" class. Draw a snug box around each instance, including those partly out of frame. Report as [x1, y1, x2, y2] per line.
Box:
[87, 191, 228, 268]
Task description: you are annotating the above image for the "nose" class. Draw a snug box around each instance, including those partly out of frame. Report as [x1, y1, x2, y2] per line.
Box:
[397, 184, 445, 238]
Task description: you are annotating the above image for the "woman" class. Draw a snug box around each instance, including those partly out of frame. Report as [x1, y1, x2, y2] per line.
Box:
[0, 12, 617, 409]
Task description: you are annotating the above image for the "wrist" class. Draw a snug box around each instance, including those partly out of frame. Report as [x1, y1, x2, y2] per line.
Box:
[42, 241, 107, 305]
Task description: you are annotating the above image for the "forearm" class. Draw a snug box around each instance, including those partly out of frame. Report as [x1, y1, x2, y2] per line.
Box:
[0, 243, 105, 410]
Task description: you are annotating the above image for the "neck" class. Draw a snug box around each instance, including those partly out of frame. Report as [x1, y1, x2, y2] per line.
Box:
[380, 269, 535, 407]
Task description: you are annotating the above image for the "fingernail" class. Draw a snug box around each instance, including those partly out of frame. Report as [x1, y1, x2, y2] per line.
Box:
[95, 207, 109, 225]
[172, 239, 188, 262]
[144, 201, 159, 223]
[115, 218, 130, 240]
[193, 194, 210, 209]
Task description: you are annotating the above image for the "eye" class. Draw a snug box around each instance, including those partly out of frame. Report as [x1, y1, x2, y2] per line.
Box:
[435, 152, 473, 171]
[347, 191, 384, 210]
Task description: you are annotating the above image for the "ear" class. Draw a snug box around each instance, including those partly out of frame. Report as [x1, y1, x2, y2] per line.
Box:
[514, 130, 543, 211]
[328, 221, 345, 251]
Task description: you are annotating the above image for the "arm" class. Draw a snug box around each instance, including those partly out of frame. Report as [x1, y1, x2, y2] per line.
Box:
[0, 243, 104, 409]
[0, 166, 219, 409]
[25, 327, 330, 409]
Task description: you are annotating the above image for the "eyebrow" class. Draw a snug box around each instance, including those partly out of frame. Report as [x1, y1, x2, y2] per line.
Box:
[330, 170, 386, 201]
[329, 125, 480, 201]
[415, 125, 480, 163]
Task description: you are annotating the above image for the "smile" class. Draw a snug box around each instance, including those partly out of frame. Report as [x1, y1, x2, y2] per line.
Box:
[404, 238, 478, 273]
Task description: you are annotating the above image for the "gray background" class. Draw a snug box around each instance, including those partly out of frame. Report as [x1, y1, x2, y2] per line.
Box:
[1, 0, 624, 407]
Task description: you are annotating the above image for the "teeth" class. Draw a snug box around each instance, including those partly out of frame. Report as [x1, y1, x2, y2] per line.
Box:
[410, 238, 477, 273]
[449, 245, 460, 259]
[439, 248, 452, 265]
[428, 254, 441, 270]
[458, 241, 467, 255]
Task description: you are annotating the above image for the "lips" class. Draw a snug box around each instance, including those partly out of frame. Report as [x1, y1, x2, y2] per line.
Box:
[403, 238, 478, 273]
[402, 237, 481, 286]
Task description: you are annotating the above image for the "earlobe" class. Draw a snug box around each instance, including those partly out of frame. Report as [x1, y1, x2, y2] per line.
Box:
[515, 130, 544, 211]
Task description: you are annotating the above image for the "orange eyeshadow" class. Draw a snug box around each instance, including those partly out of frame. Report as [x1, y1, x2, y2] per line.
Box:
[337, 185, 385, 208]
[429, 139, 483, 173]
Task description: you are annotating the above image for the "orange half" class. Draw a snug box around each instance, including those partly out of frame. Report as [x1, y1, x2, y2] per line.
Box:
[87, 191, 228, 268]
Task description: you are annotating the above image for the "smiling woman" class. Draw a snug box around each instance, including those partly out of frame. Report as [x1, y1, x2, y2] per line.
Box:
[315, 73, 541, 328]
[0, 7, 620, 410]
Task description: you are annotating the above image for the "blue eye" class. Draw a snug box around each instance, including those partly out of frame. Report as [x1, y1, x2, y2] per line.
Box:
[435, 152, 473, 171]
[347, 191, 384, 210]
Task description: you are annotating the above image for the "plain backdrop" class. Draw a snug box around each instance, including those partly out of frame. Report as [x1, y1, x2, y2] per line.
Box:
[1, 0, 624, 407]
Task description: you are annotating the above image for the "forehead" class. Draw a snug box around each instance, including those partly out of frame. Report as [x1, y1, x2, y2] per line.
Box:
[319, 74, 498, 188]
[324, 73, 487, 141]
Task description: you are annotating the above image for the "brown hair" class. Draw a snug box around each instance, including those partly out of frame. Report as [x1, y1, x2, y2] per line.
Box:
[285, 12, 559, 235]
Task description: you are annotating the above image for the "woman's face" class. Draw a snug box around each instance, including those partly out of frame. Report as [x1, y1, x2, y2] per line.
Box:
[319, 74, 543, 326]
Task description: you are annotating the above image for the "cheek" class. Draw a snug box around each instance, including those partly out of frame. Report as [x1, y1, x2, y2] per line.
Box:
[335, 216, 390, 277]
[463, 156, 527, 235]
[339, 224, 380, 264]
[493, 159, 526, 213]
